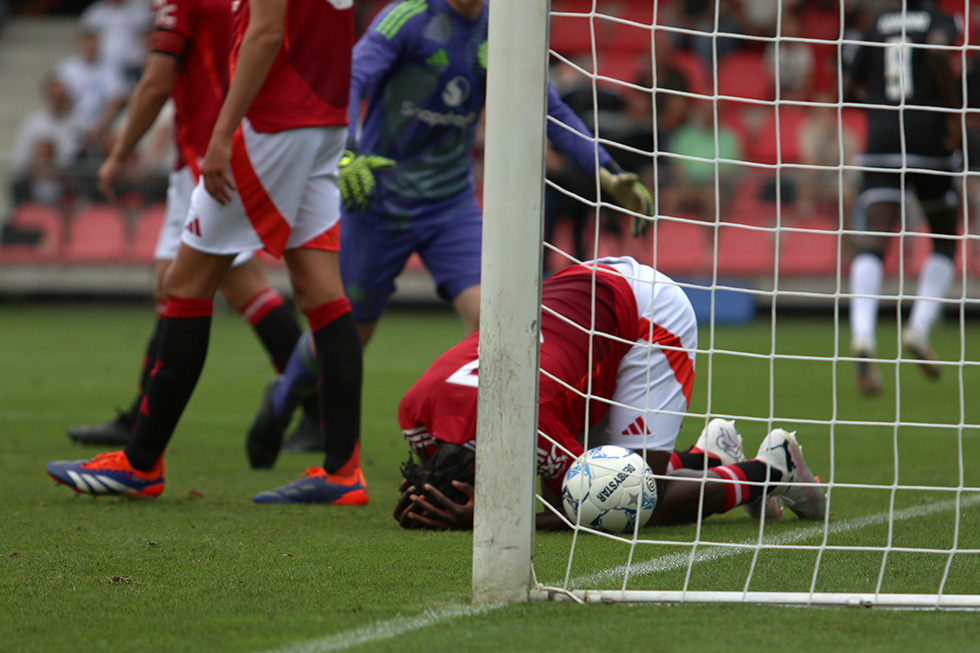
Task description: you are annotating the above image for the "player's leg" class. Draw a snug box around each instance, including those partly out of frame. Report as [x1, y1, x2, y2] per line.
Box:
[903, 176, 959, 378]
[340, 207, 420, 348]
[419, 195, 483, 335]
[849, 174, 902, 395]
[651, 428, 825, 526]
[249, 125, 367, 504]
[220, 256, 303, 374]
[67, 261, 170, 445]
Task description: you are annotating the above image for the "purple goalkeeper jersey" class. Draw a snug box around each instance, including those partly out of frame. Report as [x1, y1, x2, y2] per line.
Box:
[350, 0, 613, 220]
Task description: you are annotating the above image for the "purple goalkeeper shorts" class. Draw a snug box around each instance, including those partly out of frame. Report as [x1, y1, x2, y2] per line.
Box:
[339, 194, 483, 323]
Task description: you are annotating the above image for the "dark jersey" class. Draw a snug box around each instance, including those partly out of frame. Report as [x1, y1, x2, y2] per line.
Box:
[847, 2, 960, 165]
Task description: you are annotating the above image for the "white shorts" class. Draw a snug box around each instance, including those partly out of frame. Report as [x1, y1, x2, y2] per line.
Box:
[181, 119, 345, 258]
[158, 167, 253, 267]
[592, 256, 698, 453]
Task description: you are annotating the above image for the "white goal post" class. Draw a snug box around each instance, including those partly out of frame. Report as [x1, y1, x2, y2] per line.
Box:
[474, 0, 980, 609]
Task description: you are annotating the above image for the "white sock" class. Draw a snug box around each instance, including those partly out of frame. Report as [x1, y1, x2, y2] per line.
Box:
[850, 252, 884, 349]
[907, 253, 955, 339]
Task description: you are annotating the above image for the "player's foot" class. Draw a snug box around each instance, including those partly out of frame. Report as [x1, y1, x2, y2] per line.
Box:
[282, 415, 324, 453]
[252, 466, 369, 505]
[852, 339, 882, 396]
[46, 450, 164, 498]
[246, 379, 292, 469]
[67, 413, 134, 446]
[755, 429, 825, 520]
[902, 329, 940, 380]
[696, 419, 782, 520]
[694, 418, 745, 466]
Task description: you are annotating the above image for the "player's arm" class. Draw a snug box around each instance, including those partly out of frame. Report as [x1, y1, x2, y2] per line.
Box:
[202, 0, 286, 203]
[338, 16, 405, 210]
[545, 82, 654, 237]
[98, 53, 178, 199]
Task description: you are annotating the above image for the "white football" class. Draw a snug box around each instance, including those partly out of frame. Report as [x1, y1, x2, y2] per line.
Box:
[561, 445, 658, 534]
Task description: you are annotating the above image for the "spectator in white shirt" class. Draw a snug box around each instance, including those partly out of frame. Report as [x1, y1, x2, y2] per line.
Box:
[79, 0, 152, 88]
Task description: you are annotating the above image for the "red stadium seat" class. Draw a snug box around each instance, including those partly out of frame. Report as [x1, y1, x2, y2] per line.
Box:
[604, 3, 653, 54]
[128, 204, 167, 263]
[715, 223, 775, 277]
[0, 203, 65, 262]
[63, 204, 127, 263]
[627, 218, 708, 276]
[672, 50, 710, 97]
[883, 227, 935, 278]
[778, 220, 842, 276]
[550, 2, 602, 57]
[750, 105, 809, 165]
[717, 51, 773, 102]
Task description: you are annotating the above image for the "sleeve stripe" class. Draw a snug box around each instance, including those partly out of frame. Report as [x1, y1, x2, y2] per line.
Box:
[376, 0, 426, 40]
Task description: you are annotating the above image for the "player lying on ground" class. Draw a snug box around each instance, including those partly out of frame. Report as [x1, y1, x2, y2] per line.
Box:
[47, 0, 366, 505]
[245, 0, 658, 459]
[67, 0, 320, 448]
[392, 256, 826, 530]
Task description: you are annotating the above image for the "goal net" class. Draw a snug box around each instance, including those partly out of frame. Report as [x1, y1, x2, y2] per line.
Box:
[474, 0, 980, 608]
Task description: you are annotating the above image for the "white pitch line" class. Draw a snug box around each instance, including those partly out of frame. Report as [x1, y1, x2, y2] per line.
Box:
[573, 494, 980, 588]
[266, 495, 977, 652]
[264, 603, 503, 653]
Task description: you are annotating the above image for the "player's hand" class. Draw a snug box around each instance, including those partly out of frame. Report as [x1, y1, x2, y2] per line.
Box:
[393, 480, 423, 529]
[405, 481, 475, 530]
[338, 149, 395, 212]
[97, 155, 123, 201]
[599, 165, 655, 238]
[202, 135, 236, 205]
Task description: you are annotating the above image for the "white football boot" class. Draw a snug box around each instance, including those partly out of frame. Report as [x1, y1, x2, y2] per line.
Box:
[695, 419, 782, 520]
[755, 428, 825, 520]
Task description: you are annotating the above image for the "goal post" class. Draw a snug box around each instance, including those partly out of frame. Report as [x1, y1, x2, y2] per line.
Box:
[472, 0, 549, 604]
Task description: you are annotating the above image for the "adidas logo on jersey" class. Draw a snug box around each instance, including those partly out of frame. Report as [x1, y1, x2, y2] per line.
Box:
[426, 48, 448, 68]
[185, 218, 202, 237]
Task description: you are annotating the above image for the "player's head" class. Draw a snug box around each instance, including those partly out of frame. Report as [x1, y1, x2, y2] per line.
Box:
[400, 442, 475, 504]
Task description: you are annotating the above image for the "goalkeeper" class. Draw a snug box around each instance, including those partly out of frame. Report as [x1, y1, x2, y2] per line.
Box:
[394, 256, 826, 531]
[339, 0, 654, 347]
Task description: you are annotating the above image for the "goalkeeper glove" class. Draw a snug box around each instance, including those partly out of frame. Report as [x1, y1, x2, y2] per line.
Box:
[338, 149, 396, 211]
[599, 162, 655, 238]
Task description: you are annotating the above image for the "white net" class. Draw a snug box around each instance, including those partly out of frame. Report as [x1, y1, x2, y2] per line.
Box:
[515, 0, 980, 607]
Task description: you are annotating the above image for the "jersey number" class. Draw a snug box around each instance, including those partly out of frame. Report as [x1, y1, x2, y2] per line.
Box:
[447, 359, 480, 388]
[884, 37, 914, 101]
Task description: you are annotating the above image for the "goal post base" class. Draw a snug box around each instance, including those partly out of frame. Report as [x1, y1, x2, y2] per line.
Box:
[530, 588, 980, 610]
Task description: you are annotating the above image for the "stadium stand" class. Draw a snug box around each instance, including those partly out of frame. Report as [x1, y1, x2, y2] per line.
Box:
[62, 203, 126, 263]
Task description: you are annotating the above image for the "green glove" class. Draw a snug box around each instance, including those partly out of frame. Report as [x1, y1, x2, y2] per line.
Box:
[599, 164, 655, 238]
[338, 149, 396, 211]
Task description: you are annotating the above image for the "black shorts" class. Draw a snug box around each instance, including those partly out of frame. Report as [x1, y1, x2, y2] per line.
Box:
[860, 169, 958, 212]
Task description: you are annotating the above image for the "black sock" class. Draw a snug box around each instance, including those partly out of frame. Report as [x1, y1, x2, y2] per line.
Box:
[125, 298, 212, 471]
[308, 299, 362, 474]
[243, 293, 302, 373]
[123, 316, 165, 425]
[737, 460, 784, 503]
[674, 446, 723, 470]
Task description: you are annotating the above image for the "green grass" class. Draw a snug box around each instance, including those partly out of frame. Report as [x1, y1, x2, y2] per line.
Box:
[2, 304, 980, 652]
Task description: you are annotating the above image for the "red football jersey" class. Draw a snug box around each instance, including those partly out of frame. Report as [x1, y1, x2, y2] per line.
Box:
[398, 265, 641, 493]
[151, 0, 230, 174]
[231, 0, 353, 133]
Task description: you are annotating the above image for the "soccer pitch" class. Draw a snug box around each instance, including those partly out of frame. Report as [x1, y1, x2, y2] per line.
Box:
[2, 304, 979, 652]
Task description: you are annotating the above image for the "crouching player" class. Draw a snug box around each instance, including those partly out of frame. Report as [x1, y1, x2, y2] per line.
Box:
[394, 256, 826, 530]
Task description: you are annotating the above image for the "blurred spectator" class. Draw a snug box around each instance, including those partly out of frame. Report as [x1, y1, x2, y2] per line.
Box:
[764, 9, 814, 101]
[11, 75, 83, 173]
[796, 93, 858, 221]
[54, 29, 128, 157]
[10, 139, 71, 206]
[79, 0, 152, 88]
[664, 99, 743, 220]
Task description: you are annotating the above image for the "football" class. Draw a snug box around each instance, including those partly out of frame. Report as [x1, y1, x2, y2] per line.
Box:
[561, 445, 658, 534]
